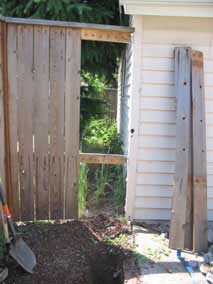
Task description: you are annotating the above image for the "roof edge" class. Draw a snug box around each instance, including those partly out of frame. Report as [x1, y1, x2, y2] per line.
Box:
[119, 0, 213, 17]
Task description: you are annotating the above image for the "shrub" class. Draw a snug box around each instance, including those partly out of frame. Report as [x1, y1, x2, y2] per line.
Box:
[81, 118, 123, 154]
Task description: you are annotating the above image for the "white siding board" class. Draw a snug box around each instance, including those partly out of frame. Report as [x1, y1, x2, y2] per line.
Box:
[139, 123, 176, 137]
[207, 163, 213, 174]
[207, 152, 213, 163]
[138, 148, 176, 162]
[208, 211, 213, 221]
[134, 208, 170, 220]
[205, 73, 213, 87]
[137, 161, 175, 173]
[142, 70, 174, 85]
[205, 87, 213, 100]
[141, 84, 175, 98]
[143, 44, 175, 58]
[143, 17, 212, 45]
[140, 97, 176, 111]
[139, 110, 176, 124]
[135, 197, 172, 209]
[136, 173, 174, 186]
[135, 186, 173, 197]
[139, 136, 176, 149]
[208, 188, 213, 198]
[204, 60, 213, 73]
[143, 57, 174, 71]
[207, 139, 213, 150]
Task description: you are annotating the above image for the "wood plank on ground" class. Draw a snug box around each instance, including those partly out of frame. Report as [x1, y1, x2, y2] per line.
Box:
[191, 50, 208, 253]
[169, 47, 193, 250]
[34, 26, 50, 220]
[64, 29, 81, 219]
[17, 25, 34, 221]
[7, 24, 20, 220]
[49, 27, 65, 220]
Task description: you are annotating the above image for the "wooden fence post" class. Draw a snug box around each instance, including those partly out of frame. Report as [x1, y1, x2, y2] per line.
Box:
[0, 21, 13, 212]
[0, 21, 6, 189]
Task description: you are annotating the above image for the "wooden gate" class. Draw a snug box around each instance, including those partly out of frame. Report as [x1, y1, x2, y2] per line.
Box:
[0, 16, 132, 221]
[1, 21, 81, 221]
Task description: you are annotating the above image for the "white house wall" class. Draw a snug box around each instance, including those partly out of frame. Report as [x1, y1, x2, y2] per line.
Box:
[133, 16, 213, 221]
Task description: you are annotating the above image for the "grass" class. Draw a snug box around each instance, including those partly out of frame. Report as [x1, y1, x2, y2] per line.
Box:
[112, 165, 126, 209]
[95, 164, 109, 200]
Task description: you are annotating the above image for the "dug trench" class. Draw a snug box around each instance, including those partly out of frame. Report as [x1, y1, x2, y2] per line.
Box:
[2, 214, 132, 284]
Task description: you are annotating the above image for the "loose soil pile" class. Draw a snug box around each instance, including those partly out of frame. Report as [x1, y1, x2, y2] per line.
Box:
[3, 214, 130, 284]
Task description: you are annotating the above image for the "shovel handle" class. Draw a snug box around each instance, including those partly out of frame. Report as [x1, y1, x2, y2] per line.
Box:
[0, 203, 9, 244]
[0, 183, 16, 239]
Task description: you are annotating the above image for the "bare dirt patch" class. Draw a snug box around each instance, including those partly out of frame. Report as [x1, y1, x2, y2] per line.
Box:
[3, 215, 130, 284]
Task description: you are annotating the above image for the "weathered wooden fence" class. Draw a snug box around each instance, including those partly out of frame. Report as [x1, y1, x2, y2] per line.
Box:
[0, 16, 132, 221]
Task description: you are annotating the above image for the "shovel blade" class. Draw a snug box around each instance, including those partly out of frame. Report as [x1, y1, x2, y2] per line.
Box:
[9, 238, 36, 274]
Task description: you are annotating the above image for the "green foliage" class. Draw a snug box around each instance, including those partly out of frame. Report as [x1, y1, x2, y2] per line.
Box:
[112, 165, 126, 208]
[0, 0, 129, 83]
[78, 163, 89, 216]
[82, 72, 107, 97]
[95, 164, 108, 200]
[80, 72, 110, 133]
[82, 119, 123, 154]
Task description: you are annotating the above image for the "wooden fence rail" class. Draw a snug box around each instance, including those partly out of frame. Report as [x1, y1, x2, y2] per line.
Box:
[80, 153, 127, 165]
[0, 17, 131, 221]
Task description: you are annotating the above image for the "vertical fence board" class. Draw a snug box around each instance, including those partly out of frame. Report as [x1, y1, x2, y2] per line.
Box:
[0, 22, 6, 190]
[65, 29, 81, 219]
[49, 27, 65, 219]
[34, 26, 50, 220]
[7, 24, 20, 219]
[4, 23, 81, 221]
[169, 47, 193, 250]
[17, 25, 34, 221]
[191, 51, 208, 252]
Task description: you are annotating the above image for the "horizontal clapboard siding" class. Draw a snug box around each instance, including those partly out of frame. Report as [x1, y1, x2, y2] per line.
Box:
[133, 15, 213, 220]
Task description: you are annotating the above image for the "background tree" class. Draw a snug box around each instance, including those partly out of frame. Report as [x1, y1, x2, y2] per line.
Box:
[0, 0, 129, 83]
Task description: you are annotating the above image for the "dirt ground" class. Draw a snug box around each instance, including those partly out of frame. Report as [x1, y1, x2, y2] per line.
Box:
[2, 215, 131, 284]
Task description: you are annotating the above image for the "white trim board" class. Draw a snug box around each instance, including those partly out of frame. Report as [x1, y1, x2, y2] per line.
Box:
[125, 16, 143, 220]
[120, 0, 213, 17]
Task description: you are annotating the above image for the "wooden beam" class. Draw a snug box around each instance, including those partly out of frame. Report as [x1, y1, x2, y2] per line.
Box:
[169, 47, 193, 250]
[81, 28, 131, 43]
[79, 153, 127, 165]
[0, 15, 133, 43]
[191, 50, 208, 253]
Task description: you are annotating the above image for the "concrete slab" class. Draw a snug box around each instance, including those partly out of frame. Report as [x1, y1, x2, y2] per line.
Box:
[133, 225, 207, 284]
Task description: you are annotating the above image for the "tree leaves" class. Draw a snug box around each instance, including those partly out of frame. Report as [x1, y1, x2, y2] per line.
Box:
[0, 0, 129, 83]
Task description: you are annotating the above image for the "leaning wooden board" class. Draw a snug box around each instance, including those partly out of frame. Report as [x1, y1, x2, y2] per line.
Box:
[191, 51, 208, 252]
[169, 47, 193, 250]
